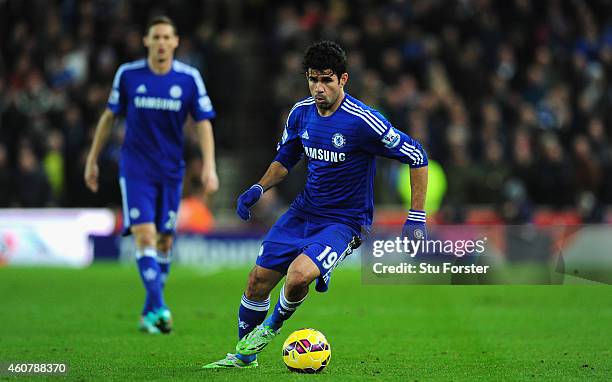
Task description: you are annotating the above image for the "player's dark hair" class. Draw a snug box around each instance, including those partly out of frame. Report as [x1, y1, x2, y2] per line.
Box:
[146, 15, 178, 35]
[303, 41, 347, 78]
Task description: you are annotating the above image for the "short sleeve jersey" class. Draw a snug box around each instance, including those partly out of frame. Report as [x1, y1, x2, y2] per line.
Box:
[107, 59, 215, 184]
[274, 94, 427, 233]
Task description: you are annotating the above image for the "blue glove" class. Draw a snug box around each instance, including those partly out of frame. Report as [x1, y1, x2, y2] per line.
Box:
[236, 184, 264, 220]
[402, 209, 428, 241]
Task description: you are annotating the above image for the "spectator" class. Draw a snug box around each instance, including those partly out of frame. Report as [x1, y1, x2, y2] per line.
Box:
[15, 143, 51, 207]
[475, 139, 510, 204]
[533, 133, 574, 207]
[572, 134, 603, 212]
[1, 0, 612, 215]
[42, 129, 65, 202]
[0, 144, 11, 207]
[511, 129, 538, 199]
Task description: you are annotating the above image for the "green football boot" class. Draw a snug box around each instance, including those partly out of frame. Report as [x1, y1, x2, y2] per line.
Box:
[235, 324, 280, 355]
[155, 307, 173, 334]
[202, 353, 259, 369]
[138, 311, 161, 334]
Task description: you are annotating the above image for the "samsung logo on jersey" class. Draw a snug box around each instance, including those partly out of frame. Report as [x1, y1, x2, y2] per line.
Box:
[304, 146, 346, 162]
[134, 96, 182, 111]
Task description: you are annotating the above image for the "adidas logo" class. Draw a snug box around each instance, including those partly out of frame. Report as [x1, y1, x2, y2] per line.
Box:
[301, 130, 309, 140]
[136, 84, 147, 94]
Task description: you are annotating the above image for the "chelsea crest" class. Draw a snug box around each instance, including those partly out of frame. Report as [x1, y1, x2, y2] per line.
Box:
[332, 133, 346, 148]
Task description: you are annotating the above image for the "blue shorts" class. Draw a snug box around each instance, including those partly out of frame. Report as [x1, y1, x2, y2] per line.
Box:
[119, 176, 182, 235]
[256, 210, 359, 292]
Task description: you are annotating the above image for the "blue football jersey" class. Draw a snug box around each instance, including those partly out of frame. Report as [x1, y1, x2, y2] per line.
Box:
[274, 94, 427, 233]
[107, 59, 216, 184]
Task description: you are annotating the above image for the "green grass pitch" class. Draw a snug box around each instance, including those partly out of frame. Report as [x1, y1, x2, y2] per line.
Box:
[0, 263, 610, 381]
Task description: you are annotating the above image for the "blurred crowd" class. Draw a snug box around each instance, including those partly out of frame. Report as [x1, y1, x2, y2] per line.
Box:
[1, 0, 612, 223]
[0, 0, 243, 209]
[268, 0, 612, 222]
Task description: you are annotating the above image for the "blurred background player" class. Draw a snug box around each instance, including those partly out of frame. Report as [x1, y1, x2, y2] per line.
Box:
[84, 16, 218, 334]
[203, 41, 428, 368]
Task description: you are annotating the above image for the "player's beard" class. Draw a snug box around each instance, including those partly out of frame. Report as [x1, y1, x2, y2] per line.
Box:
[316, 95, 335, 110]
[317, 101, 331, 110]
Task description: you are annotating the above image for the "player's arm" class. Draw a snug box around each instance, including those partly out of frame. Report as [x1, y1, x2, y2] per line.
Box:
[386, 131, 429, 239]
[258, 161, 289, 191]
[403, 164, 428, 240]
[361, 111, 429, 239]
[85, 64, 127, 193]
[194, 118, 219, 194]
[235, 161, 291, 221]
[408, 164, 428, 215]
[235, 142, 301, 221]
[84, 108, 116, 193]
[190, 69, 218, 195]
[236, 105, 304, 221]
[384, 129, 428, 239]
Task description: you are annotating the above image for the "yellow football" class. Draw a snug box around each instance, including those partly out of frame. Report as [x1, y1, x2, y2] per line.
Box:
[282, 328, 331, 373]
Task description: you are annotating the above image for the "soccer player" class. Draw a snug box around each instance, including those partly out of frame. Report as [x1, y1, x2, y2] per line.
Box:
[84, 16, 218, 334]
[203, 41, 427, 368]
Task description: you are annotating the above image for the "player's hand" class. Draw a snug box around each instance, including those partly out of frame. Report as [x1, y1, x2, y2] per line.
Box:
[84, 159, 99, 193]
[236, 184, 264, 220]
[201, 167, 219, 195]
[402, 209, 428, 241]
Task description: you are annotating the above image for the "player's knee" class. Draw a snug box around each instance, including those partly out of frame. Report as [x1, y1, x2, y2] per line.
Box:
[157, 236, 173, 254]
[131, 224, 157, 248]
[285, 269, 314, 296]
[134, 233, 156, 248]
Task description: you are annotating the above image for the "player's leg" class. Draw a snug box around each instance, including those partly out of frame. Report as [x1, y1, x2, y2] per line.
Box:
[263, 232, 357, 331]
[235, 254, 318, 355]
[156, 234, 173, 290]
[155, 233, 174, 333]
[202, 265, 283, 368]
[152, 182, 181, 333]
[156, 182, 181, 290]
[156, 182, 180, 290]
[240, 265, 284, 339]
[119, 176, 164, 334]
[234, 265, 283, 363]
[204, 211, 304, 368]
[132, 223, 165, 334]
[264, 254, 319, 330]
[236, 223, 356, 355]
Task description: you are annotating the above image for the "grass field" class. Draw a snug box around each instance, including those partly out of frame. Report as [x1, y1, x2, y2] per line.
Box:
[0, 263, 610, 381]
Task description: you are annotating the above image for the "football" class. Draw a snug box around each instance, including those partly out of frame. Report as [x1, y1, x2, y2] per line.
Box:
[282, 328, 331, 373]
